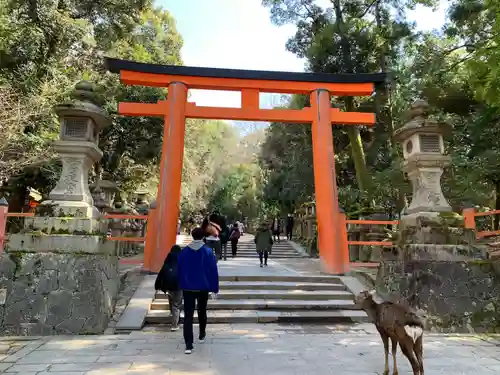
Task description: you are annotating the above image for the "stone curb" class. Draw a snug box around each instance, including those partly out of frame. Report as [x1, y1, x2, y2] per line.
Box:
[287, 240, 311, 257]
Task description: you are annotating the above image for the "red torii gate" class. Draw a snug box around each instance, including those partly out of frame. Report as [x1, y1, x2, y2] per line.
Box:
[106, 58, 385, 274]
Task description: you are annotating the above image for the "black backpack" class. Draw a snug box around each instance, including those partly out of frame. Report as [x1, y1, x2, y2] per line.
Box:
[154, 253, 179, 293]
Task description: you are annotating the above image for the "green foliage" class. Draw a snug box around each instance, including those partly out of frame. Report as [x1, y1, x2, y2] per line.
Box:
[0, 1, 186, 204]
[258, 0, 500, 221]
[207, 163, 263, 222]
[4, 0, 500, 229]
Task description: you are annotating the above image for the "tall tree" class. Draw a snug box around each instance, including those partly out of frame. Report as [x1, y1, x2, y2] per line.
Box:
[261, 0, 434, 212]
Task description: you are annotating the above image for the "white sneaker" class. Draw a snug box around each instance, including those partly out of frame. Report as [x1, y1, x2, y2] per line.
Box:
[185, 349, 192, 354]
[171, 326, 179, 332]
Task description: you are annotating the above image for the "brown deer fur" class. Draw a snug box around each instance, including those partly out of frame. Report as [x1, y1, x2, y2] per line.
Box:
[355, 290, 424, 375]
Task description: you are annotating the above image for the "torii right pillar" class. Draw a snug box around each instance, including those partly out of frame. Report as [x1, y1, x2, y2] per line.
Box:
[311, 89, 349, 275]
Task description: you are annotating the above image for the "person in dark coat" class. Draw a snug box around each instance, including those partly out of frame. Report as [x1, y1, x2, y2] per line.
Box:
[229, 222, 241, 257]
[271, 217, 281, 243]
[255, 221, 273, 267]
[154, 244, 183, 331]
[216, 214, 230, 261]
[286, 213, 295, 240]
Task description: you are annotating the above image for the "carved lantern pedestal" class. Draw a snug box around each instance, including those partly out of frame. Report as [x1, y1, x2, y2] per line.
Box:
[376, 101, 490, 334]
[24, 82, 111, 235]
[392, 99, 478, 252]
[44, 81, 111, 220]
[396, 100, 452, 217]
[2, 83, 120, 336]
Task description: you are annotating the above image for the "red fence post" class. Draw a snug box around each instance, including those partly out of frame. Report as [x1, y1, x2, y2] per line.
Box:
[0, 197, 9, 254]
[338, 209, 351, 274]
[462, 207, 476, 230]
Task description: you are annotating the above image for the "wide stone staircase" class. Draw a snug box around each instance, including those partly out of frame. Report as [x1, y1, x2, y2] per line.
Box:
[145, 272, 368, 325]
[176, 233, 307, 258]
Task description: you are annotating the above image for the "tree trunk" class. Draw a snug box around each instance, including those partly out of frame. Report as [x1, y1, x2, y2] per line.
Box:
[344, 97, 372, 202]
[332, 0, 373, 205]
[495, 180, 500, 230]
[374, 1, 404, 214]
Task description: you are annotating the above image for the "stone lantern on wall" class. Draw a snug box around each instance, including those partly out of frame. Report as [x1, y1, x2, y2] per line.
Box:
[45, 81, 111, 218]
[395, 100, 452, 217]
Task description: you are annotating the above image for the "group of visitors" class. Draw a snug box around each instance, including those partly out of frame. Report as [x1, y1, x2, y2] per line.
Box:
[155, 226, 219, 355]
[201, 212, 244, 261]
[154, 212, 294, 354]
[271, 213, 295, 243]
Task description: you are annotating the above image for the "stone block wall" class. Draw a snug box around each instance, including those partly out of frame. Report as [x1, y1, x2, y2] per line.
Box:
[376, 259, 500, 332]
[0, 251, 119, 335]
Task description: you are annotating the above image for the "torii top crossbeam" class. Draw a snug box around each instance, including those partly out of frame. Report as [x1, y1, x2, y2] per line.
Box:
[105, 58, 386, 124]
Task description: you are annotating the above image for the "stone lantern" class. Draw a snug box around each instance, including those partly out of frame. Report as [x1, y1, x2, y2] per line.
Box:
[46, 81, 111, 218]
[91, 172, 118, 213]
[395, 100, 452, 217]
[134, 190, 151, 215]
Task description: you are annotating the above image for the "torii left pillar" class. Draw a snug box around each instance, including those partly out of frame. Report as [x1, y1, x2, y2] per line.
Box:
[152, 82, 188, 271]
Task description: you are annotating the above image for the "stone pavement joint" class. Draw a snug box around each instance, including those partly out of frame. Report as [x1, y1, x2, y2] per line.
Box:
[1, 324, 499, 374]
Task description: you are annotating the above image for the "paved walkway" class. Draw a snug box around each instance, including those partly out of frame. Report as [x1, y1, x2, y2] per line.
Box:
[1, 324, 500, 374]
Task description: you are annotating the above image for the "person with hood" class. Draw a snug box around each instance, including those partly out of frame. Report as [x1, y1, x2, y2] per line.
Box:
[154, 244, 182, 331]
[254, 221, 273, 267]
[177, 227, 219, 354]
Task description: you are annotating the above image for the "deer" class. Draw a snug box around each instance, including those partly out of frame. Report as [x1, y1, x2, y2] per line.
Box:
[355, 290, 424, 375]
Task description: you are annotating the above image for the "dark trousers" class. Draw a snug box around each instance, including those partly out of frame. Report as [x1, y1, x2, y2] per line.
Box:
[182, 291, 209, 350]
[286, 229, 293, 240]
[231, 239, 238, 257]
[206, 240, 222, 262]
[258, 251, 269, 265]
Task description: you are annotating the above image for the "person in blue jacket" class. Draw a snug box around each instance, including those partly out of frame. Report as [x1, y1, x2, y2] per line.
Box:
[177, 226, 219, 354]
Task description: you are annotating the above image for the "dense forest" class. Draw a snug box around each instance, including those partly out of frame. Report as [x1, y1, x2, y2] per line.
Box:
[1, 0, 500, 227]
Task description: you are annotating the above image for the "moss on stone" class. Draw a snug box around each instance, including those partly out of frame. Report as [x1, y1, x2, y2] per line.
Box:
[470, 303, 500, 332]
[468, 260, 495, 273]
[8, 251, 24, 274]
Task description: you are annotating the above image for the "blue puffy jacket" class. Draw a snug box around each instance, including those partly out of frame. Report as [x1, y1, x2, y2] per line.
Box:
[177, 240, 219, 293]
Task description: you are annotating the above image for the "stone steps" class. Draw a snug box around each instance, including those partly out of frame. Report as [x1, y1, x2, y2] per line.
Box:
[217, 275, 342, 283]
[213, 281, 347, 290]
[154, 289, 353, 300]
[146, 309, 368, 324]
[150, 299, 357, 310]
[221, 254, 305, 258]
[176, 236, 304, 258]
[145, 274, 367, 326]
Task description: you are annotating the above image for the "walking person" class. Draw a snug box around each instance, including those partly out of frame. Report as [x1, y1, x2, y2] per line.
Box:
[154, 245, 182, 331]
[254, 222, 273, 267]
[219, 216, 230, 261]
[202, 214, 222, 262]
[177, 227, 219, 354]
[237, 220, 244, 235]
[271, 217, 281, 243]
[229, 222, 241, 257]
[286, 213, 295, 241]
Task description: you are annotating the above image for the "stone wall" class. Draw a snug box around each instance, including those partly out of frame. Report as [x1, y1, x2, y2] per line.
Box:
[376, 258, 500, 332]
[0, 251, 119, 335]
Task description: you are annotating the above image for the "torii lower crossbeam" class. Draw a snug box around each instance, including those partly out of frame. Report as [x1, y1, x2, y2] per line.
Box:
[105, 57, 386, 274]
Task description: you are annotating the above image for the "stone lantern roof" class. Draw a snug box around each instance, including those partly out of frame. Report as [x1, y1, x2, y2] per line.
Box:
[394, 100, 452, 142]
[54, 81, 111, 131]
